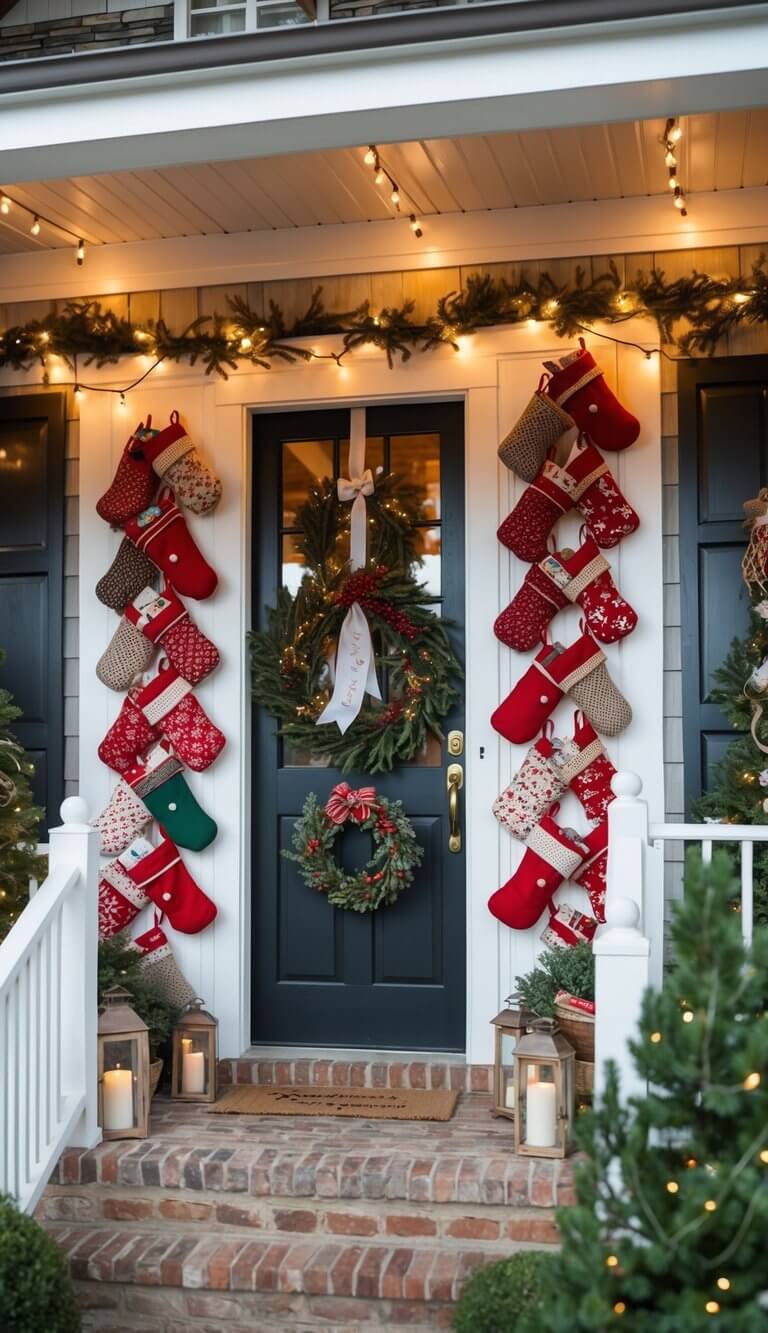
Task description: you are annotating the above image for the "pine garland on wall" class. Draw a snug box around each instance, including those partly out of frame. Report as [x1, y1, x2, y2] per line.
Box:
[2, 257, 768, 399]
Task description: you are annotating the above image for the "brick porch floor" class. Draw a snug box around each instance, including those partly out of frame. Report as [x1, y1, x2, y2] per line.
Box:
[41, 1071, 575, 1331]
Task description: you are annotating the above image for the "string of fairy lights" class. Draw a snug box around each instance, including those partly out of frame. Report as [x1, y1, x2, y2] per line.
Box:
[362, 144, 424, 237]
[0, 189, 86, 266]
[662, 117, 687, 217]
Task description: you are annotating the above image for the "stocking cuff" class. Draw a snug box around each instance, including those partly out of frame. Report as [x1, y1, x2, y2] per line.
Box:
[137, 666, 192, 725]
[126, 586, 188, 644]
[128, 835, 180, 891]
[564, 553, 609, 601]
[101, 860, 148, 910]
[125, 745, 184, 798]
[540, 635, 604, 693]
[530, 460, 578, 512]
[145, 434, 194, 478]
[559, 737, 605, 782]
[551, 357, 602, 408]
[125, 498, 183, 558]
[527, 824, 584, 878]
[571, 461, 609, 499]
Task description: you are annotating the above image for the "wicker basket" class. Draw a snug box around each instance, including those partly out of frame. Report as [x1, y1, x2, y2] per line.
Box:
[149, 1058, 163, 1100]
[575, 1060, 594, 1096]
[554, 1001, 595, 1064]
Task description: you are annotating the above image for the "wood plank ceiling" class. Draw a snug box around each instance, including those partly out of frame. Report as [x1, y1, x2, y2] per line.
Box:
[0, 110, 767, 255]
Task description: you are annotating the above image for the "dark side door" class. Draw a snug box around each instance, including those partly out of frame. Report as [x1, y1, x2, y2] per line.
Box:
[678, 357, 768, 809]
[252, 402, 466, 1050]
[0, 393, 66, 833]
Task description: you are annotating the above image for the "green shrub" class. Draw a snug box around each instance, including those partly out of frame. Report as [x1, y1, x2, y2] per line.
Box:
[98, 935, 181, 1058]
[515, 942, 594, 1018]
[0, 1194, 81, 1332]
[454, 1250, 554, 1333]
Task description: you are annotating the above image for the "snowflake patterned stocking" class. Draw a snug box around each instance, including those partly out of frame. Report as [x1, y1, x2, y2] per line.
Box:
[97, 837, 154, 938]
[125, 583, 220, 685]
[136, 660, 225, 772]
[139, 411, 222, 516]
[96, 421, 157, 526]
[566, 438, 639, 549]
[492, 726, 567, 839]
[494, 561, 569, 652]
[497, 459, 577, 563]
[93, 780, 152, 855]
[488, 813, 588, 930]
[98, 692, 159, 774]
[127, 833, 217, 934]
[560, 713, 617, 821]
[544, 338, 640, 451]
[559, 537, 638, 643]
[572, 816, 608, 921]
[541, 904, 598, 948]
[123, 492, 217, 600]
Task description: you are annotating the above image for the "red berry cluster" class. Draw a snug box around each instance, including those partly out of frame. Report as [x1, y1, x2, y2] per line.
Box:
[337, 570, 419, 641]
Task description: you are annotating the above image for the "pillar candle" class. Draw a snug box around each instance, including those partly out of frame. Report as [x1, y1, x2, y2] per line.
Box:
[103, 1067, 134, 1131]
[504, 1079, 516, 1110]
[182, 1049, 205, 1094]
[525, 1080, 557, 1147]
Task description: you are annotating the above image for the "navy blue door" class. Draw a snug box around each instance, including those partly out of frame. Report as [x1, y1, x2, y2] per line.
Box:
[252, 403, 466, 1049]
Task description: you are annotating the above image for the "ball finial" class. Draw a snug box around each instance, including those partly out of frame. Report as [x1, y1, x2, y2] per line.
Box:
[60, 796, 89, 825]
[611, 771, 643, 800]
[605, 896, 641, 930]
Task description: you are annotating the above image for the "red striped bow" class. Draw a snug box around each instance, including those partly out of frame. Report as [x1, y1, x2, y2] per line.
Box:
[324, 782, 378, 825]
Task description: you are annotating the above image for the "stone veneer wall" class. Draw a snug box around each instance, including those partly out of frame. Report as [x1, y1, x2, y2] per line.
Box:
[0, 4, 172, 60]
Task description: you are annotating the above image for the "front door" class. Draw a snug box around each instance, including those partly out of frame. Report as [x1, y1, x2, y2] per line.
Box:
[252, 403, 466, 1050]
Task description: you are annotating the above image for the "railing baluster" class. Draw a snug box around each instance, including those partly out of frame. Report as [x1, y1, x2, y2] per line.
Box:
[0, 992, 8, 1195]
[741, 841, 754, 949]
[28, 945, 39, 1178]
[18, 960, 29, 1193]
[52, 905, 62, 1127]
[701, 839, 713, 866]
[41, 929, 51, 1152]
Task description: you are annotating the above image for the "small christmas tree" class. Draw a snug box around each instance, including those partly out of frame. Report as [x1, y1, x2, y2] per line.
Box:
[0, 651, 45, 941]
[544, 850, 768, 1332]
[693, 596, 768, 924]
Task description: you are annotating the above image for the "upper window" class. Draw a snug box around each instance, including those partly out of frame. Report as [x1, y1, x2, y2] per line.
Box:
[186, 0, 314, 38]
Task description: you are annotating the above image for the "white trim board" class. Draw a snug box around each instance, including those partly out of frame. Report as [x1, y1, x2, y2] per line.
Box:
[1, 188, 767, 306]
[3, 7, 768, 182]
[65, 318, 662, 1060]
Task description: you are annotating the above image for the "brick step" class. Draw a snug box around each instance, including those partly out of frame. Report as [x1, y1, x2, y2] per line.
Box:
[41, 1182, 561, 1247]
[220, 1055, 492, 1094]
[50, 1223, 515, 1330]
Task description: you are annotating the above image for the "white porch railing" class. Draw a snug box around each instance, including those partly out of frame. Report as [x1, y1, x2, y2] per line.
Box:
[594, 772, 768, 1099]
[0, 798, 100, 1214]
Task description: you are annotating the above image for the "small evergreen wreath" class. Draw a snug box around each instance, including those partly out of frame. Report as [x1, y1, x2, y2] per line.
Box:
[283, 784, 423, 913]
[249, 473, 463, 773]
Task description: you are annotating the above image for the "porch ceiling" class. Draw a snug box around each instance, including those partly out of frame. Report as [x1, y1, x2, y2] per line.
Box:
[0, 108, 766, 256]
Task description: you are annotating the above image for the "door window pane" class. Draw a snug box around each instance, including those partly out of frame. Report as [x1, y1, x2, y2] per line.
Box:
[282, 439, 334, 527]
[390, 434, 441, 521]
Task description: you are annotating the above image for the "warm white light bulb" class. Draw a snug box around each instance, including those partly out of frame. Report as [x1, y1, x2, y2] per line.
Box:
[375, 170, 385, 186]
[0, 194, 9, 215]
[665, 150, 677, 168]
[30, 215, 41, 236]
[363, 147, 376, 167]
[674, 194, 686, 210]
[669, 125, 682, 142]
[668, 175, 678, 190]
[391, 188, 400, 206]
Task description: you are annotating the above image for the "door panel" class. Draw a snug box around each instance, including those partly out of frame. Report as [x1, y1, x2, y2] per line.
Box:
[0, 394, 66, 829]
[252, 403, 465, 1050]
[679, 361, 768, 810]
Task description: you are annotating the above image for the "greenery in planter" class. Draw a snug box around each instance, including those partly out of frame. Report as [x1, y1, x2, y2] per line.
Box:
[98, 935, 181, 1059]
[515, 942, 594, 1018]
[0, 1193, 81, 1332]
[454, 1250, 555, 1333]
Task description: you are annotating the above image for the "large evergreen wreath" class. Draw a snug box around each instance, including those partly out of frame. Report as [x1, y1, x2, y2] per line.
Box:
[249, 473, 462, 772]
[283, 784, 423, 912]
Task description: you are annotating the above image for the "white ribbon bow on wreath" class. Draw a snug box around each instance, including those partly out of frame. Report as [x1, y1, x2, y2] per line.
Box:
[317, 410, 382, 735]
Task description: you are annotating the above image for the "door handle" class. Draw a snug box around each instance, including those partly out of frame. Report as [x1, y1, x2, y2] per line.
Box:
[447, 763, 463, 854]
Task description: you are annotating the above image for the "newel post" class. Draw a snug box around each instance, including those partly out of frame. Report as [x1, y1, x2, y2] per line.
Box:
[50, 797, 101, 1149]
[593, 773, 651, 1101]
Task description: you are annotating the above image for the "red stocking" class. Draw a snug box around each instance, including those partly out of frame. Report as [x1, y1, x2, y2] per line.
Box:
[123, 492, 217, 600]
[488, 813, 587, 930]
[97, 838, 155, 938]
[127, 834, 217, 934]
[125, 584, 220, 685]
[559, 537, 638, 643]
[136, 660, 225, 771]
[544, 339, 640, 451]
[561, 713, 617, 821]
[494, 561, 569, 652]
[566, 438, 639, 549]
[96, 421, 157, 526]
[497, 459, 576, 563]
[572, 817, 608, 921]
[98, 691, 159, 774]
[541, 904, 597, 948]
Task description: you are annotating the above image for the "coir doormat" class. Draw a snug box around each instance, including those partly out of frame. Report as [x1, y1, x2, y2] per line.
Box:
[209, 1085, 460, 1121]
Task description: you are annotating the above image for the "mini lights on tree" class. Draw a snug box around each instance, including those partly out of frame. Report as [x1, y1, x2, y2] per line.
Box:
[97, 985, 150, 1140]
[490, 994, 535, 1120]
[662, 117, 687, 216]
[513, 1017, 575, 1158]
[170, 999, 218, 1103]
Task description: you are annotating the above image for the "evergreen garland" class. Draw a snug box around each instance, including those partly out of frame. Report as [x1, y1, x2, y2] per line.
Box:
[249, 475, 463, 773]
[2, 257, 768, 384]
